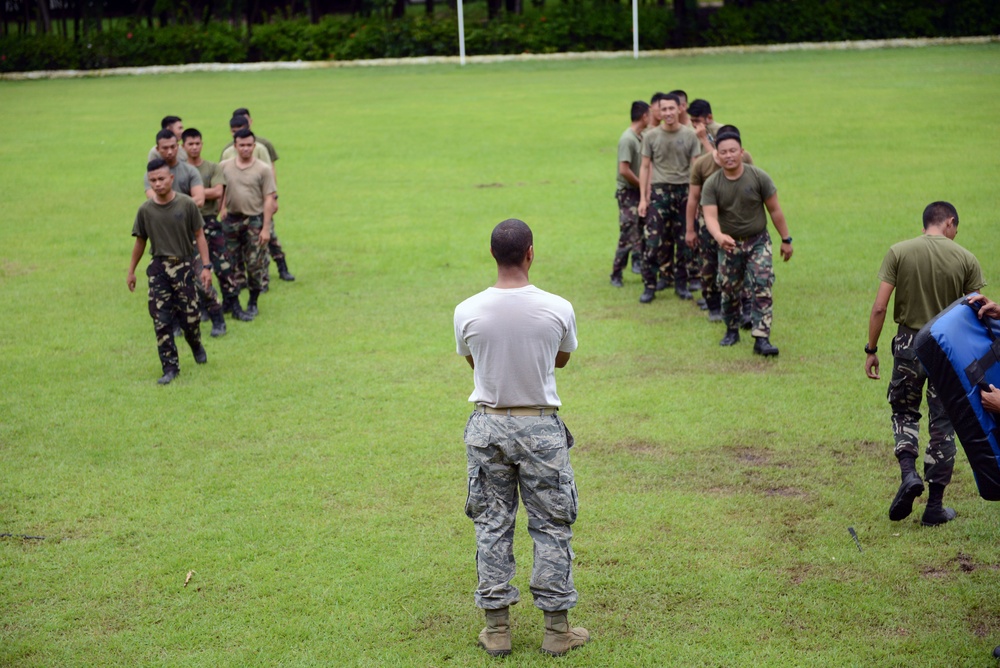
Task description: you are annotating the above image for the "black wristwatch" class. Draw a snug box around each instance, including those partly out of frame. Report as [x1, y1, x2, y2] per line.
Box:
[203, 263, 213, 270]
[782, 236, 793, 244]
[865, 343, 878, 355]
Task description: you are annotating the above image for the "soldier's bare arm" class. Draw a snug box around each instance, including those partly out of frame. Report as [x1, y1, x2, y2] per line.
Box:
[260, 192, 277, 246]
[619, 161, 640, 189]
[703, 205, 734, 252]
[127, 237, 147, 292]
[194, 229, 212, 291]
[685, 184, 702, 248]
[866, 281, 895, 380]
[764, 194, 792, 261]
[465, 355, 475, 370]
[968, 294, 1000, 319]
[555, 351, 571, 368]
[638, 156, 652, 217]
[190, 184, 206, 209]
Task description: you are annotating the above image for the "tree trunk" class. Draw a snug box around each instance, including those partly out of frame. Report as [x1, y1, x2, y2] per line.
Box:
[391, 0, 406, 19]
[504, 0, 521, 15]
[425, 0, 434, 17]
[487, 0, 501, 19]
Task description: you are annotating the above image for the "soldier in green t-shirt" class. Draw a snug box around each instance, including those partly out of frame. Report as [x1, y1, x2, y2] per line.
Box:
[702, 131, 792, 356]
[610, 101, 649, 287]
[127, 160, 214, 385]
[865, 201, 985, 526]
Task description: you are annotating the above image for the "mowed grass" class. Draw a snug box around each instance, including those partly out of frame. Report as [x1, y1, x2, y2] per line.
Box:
[1, 45, 1000, 666]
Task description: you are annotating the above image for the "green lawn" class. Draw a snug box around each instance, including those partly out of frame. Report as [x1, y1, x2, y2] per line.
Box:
[2, 44, 1000, 667]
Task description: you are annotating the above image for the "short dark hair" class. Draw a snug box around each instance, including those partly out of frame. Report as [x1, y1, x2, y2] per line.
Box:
[147, 158, 168, 172]
[923, 201, 959, 229]
[650, 92, 667, 105]
[663, 93, 682, 107]
[717, 124, 740, 137]
[232, 107, 251, 118]
[181, 128, 202, 141]
[715, 130, 742, 148]
[233, 128, 256, 141]
[155, 128, 176, 144]
[688, 99, 712, 117]
[229, 115, 249, 129]
[160, 115, 181, 129]
[668, 89, 688, 102]
[491, 219, 533, 267]
[630, 101, 650, 122]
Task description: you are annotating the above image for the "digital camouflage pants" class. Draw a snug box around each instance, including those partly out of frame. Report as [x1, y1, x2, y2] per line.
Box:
[718, 230, 773, 337]
[203, 215, 238, 300]
[887, 329, 956, 485]
[464, 411, 579, 612]
[222, 213, 270, 294]
[147, 258, 201, 373]
[612, 188, 642, 276]
[640, 186, 672, 289]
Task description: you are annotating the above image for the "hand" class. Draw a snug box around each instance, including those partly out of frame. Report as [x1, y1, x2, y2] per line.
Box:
[685, 229, 699, 249]
[127, 272, 137, 292]
[865, 353, 880, 379]
[638, 200, 648, 218]
[258, 226, 271, 247]
[200, 267, 212, 291]
[716, 234, 736, 252]
[693, 121, 707, 141]
[982, 384, 1000, 413]
[780, 241, 793, 262]
[968, 294, 1000, 319]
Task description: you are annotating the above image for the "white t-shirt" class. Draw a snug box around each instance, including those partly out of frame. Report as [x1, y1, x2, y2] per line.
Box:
[454, 285, 577, 408]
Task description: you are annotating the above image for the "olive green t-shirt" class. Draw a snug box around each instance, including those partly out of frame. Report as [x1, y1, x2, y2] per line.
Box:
[616, 127, 643, 191]
[192, 159, 226, 218]
[690, 149, 754, 188]
[641, 125, 701, 185]
[700, 164, 777, 238]
[221, 158, 277, 217]
[877, 235, 985, 330]
[132, 194, 203, 258]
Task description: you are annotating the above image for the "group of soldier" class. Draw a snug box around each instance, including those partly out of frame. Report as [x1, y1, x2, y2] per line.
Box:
[126, 110, 295, 384]
[612, 90, 792, 356]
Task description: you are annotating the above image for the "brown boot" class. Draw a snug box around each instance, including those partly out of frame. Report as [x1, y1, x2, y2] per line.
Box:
[540, 610, 589, 656]
[478, 607, 512, 657]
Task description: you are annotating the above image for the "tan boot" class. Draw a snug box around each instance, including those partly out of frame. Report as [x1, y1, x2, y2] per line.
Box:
[478, 607, 512, 657]
[540, 610, 589, 656]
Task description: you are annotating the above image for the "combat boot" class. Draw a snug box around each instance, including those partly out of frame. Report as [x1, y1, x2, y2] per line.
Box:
[720, 328, 740, 346]
[247, 290, 260, 318]
[888, 455, 924, 521]
[921, 483, 957, 526]
[478, 607, 512, 657]
[708, 308, 723, 322]
[231, 297, 254, 322]
[631, 257, 642, 274]
[655, 277, 672, 291]
[276, 257, 296, 281]
[191, 343, 208, 364]
[221, 297, 234, 315]
[210, 311, 227, 337]
[540, 610, 589, 657]
[674, 282, 693, 300]
[753, 336, 779, 357]
[639, 288, 656, 304]
[610, 273, 624, 288]
[688, 278, 702, 291]
[157, 369, 179, 385]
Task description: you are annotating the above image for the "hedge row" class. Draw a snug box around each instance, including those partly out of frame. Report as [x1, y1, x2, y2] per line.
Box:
[1, 0, 996, 73]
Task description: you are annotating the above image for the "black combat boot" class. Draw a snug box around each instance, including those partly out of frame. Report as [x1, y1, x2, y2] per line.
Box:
[276, 257, 296, 281]
[610, 273, 624, 288]
[157, 368, 179, 385]
[921, 483, 957, 526]
[231, 296, 254, 322]
[221, 296, 234, 315]
[688, 278, 702, 292]
[247, 290, 260, 318]
[655, 277, 672, 291]
[888, 454, 924, 521]
[720, 328, 740, 346]
[639, 288, 656, 304]
[753, 336, 779, 357]
[210, 311, 227, 337]
[675, 282, 693, 300]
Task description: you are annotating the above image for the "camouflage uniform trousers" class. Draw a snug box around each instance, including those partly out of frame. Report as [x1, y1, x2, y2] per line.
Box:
[203, 215, 238, 300]
[695, 216, 721, 310]
[887, 328, 956, 485]
[147, 257, 202, 374]
[191, 253, 222, 317]
[612, 188, 643, 276]
[261, 218, 287, 290]
[640, 186, 673, 289]
[221, 213, 270, 294]
[718, 230, 773, 337]
[463, 411, 579, 612]
[655, 183, 693, 285]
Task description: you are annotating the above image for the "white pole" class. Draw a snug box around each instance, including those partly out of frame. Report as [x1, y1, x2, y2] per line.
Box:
[458, 0, 467, 66]
[632, 0, 639, 59]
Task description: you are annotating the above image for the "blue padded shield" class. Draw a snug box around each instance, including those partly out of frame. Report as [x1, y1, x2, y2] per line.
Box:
[915, 293, 1000, 501]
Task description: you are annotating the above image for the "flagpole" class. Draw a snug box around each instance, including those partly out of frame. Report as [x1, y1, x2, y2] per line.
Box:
[632, 0, 639, 59]
[458, 0, 467, 66]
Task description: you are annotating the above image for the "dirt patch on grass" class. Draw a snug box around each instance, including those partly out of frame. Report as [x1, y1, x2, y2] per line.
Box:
[727, 445, 772, 466]
[764, 486, 808, 498]
[921, 552, 1000, 578]
[0, 259, 33, 281]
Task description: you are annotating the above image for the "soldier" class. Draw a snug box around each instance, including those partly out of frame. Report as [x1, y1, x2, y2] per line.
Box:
[638, 93, 702, 303]
[147, 115, 188, 164]
[127, 159, 213, 384]
[219, 129, 276, 321]
[182, 128, 235, 332]
[685, 124, 755, 322]
[702, 130, 792, 355]
[610, 100, 649, 288]
[865, 202, 984, 526]
[687, 99, 721, 154]
[454, 219, 589, 658]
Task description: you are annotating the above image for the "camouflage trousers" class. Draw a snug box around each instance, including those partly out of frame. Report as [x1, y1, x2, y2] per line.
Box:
[464, 411, 579, 612]
[640, 186, 671, 289]
[887, 328, 956, 485]
[694, 216, 721, 310]
[147, 257, 201, 374]
[232, 219, 284, 291]
[718, 230, 774, 336]
[204, 215, 238, 300]
[191, 254, 222, 317]
[612, 188, 642, 275]
[221, 213, 270, 294]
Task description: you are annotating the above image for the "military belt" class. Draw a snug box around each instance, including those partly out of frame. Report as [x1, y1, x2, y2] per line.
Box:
[159, 256, 188, 263]
[476, 405, 558, 416]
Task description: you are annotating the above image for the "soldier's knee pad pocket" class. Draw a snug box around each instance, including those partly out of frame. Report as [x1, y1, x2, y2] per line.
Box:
[464, 465, 488, 521]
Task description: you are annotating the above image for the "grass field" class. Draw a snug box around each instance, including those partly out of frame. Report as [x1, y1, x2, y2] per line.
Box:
[2, 44, 1000, 666]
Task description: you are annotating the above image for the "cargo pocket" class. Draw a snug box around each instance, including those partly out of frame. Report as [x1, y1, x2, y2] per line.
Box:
[464, 464, 488, 521]
[550, 470, 579, 525]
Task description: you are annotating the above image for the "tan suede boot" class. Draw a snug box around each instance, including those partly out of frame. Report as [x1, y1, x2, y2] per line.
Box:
[540, 610, 590, 656]
[478, 607, 512, 657]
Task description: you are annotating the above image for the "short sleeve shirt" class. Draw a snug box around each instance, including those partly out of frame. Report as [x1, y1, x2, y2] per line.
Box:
[616, 127, 643, 191]
[878, 235, 985, 330]
[220, 158, 277, 217]
[641, 125, 701, 185]
[131, 194, 203, 258]
[192, 159, 226, 217]
[700, 164, 777, 238]
[220, 143, 272, 166]
[143, 160, 203, 196]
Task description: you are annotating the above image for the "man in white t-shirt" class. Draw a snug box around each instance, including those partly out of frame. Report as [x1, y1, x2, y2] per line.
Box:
[454, 219, 589, 658]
